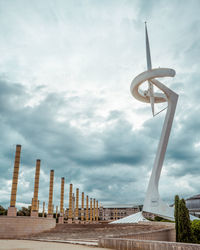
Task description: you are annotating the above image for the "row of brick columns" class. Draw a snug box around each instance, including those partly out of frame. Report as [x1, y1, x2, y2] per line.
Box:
[7, 145, 99, 224]
[67, 183, 99, 224]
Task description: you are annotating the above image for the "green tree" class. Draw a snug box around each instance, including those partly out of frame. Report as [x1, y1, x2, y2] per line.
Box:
[178, 198, 192, 243]
[174, 195, 179, 241]
[0, 205, 7, 215]
[191, 220, 200, 243]
[17, 207, 31, 216]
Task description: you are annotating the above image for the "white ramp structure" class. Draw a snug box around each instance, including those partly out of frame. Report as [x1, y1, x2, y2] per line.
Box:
[111, 211, 148, 224]
[111, 23, 178, 224]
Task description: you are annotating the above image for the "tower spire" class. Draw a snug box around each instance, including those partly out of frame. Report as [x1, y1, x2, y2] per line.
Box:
[145, 22, 152, 70]
[145, 22, 154, 116]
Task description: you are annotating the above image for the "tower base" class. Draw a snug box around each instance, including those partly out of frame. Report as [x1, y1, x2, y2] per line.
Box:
[7, 207, 17, 217]
[31, 211, 38, 217]
[68, 218, 73, 224]
[58, 217, 64, 224]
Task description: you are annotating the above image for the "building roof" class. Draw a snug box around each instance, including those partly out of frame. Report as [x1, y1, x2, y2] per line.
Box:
[186, 194, 200, 201]
[101, 204, 141, 208]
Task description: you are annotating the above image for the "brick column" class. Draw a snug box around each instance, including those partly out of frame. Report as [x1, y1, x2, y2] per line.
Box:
[81, 192, 84, 224]
[93, 199, 96, 223]
[42, 202, 45, 217]
[90, 198, 93, 223]
[75, 188, 79, 224]
[56, 205, 58, 219]
[86, 195, 89, 223]
[96, 200, 98, 222]
[8, 145, 21, 217]
[72, 193, 75, 220]
[31, 198, 33, 212]
[47, 170, 54, 218]
[31, 159, 41, 217]
[68, 183, 73, 223]
[58, 177, 65, 224]
[65, 208, 68, 219]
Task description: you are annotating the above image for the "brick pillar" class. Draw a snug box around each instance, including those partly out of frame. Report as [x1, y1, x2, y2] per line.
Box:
[42, 202, 45, 217]
[56, 205, 58, 219]
[81, 192, 84, 224]
[90, 198, 93, 223]
[60, 177, 64, 214]
[47, 170, 54, 218]
[96, 200, 98, 222]
[116, 208, 118, 219]
[31, 198, 33, 212]
[93, 199, 96, 223]
[8, 145, 21, 217]
[31, 159, 41, 217]
[65, 208, 67, 218]
[58, 177, 65, 224]
[75, 188, 79, 224]
[68, 183, 73, 223]
[86, 195, 89, 223]
[72, 193, 75, 220]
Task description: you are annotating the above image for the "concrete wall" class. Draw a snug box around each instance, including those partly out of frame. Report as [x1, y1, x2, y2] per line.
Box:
[138, 221, 174, 227]
[0, 216, 56, 239]
[99, 238, 200, 250]
[104, 222, 175, 242]
[119, 228, 175, 242]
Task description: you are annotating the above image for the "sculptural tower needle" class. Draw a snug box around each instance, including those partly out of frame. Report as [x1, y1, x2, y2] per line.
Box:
[145, 22, 155, 116]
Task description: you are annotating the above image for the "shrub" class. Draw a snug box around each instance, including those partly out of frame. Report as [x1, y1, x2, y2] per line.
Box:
[191, 220, 200, 243]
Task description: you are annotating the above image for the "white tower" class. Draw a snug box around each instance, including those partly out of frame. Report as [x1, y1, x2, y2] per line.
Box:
[137, 23, 178, 220]
[111, 23, 178, 223]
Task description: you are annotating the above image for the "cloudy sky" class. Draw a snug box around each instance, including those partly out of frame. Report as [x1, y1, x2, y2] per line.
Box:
[0, 0, 200, 210]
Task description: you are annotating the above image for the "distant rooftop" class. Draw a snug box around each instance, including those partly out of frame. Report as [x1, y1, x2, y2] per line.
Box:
[186, 194, 200, 200]
[101, 204, 142, 208]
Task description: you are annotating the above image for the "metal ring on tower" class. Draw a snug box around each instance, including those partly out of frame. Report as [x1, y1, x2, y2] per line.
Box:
[130, 68, 176, 103]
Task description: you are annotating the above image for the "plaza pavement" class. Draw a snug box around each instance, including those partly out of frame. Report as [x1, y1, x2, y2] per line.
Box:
[0, 240, 109, 250]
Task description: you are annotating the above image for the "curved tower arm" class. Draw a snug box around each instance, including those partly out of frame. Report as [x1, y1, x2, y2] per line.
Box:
[130, 68, 178, 220]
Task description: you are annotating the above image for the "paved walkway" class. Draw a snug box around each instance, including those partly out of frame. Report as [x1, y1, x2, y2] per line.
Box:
[25, 238, 99, 246]
[0, 240, 109, 250]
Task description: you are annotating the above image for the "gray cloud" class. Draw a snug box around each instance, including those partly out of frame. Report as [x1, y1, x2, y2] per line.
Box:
[0, 0, 200, 210]
[0, 78, 152, 207]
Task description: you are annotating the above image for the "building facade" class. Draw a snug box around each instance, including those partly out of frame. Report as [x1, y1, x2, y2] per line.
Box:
[186, 194, 200, 218]
[99, 205, 141, 221]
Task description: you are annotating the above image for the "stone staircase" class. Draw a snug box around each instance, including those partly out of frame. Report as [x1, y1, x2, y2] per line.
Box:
[28, 222, 166, 241]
